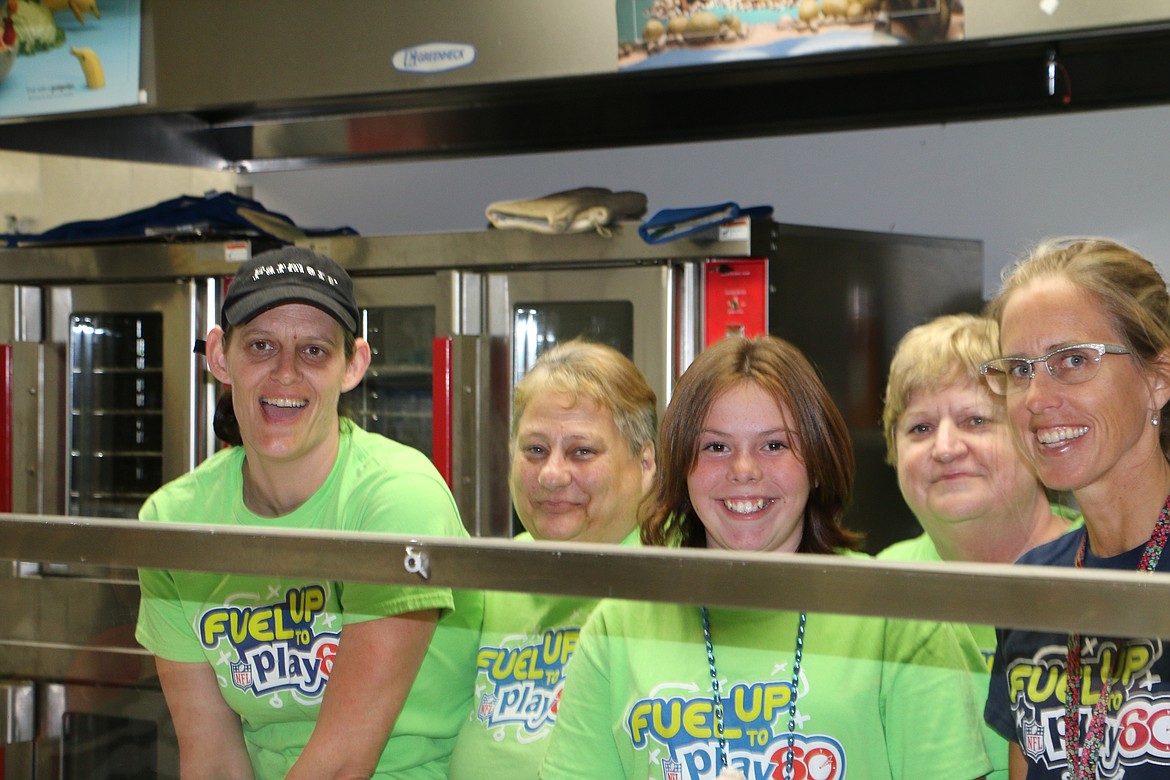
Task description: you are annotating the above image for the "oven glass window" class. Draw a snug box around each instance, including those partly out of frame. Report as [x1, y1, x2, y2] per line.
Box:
[512, 301, 635, 386]
[355, 305, 435, 458]
[70, 313, 164, 519]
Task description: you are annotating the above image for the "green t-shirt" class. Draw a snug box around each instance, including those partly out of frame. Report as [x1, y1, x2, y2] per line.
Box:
[539, 551, 991, 780]
[135, 420, 482, 779]
[449, 528, 640, 780]
[876, 503, 1083, 780]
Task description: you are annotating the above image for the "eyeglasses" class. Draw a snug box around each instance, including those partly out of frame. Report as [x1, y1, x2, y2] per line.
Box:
[979, 343, 1131, 396]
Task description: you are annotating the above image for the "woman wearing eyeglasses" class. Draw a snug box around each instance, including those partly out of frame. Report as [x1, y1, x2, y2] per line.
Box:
[980, 237, 1170, 779]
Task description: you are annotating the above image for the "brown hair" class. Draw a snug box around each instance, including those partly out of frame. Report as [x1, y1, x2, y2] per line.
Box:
[987, 237, 1170, 455]
[642, 335, 861, 554]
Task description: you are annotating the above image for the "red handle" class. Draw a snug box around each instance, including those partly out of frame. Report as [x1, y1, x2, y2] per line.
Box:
[431, 337, 453, 488]
[0, 344, 12, 513]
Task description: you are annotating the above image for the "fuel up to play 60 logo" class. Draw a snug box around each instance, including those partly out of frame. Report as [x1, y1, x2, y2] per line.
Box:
[1008, 638, 1170, 775]
[474, 626, 579, 737]
[200, 584, 340, 700]
[628, 680, 846, 780]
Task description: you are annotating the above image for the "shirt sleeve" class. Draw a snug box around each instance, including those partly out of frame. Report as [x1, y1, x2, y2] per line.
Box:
[539, 603, 629, 779]
[880, 617, 994, 779]
[134, 495, 206, 663]
[338, 468, 460, 624]
[984, 625, 1016, 742]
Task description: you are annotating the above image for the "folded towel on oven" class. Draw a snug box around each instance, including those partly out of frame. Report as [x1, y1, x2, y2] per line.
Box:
[485, 187, 648, 236]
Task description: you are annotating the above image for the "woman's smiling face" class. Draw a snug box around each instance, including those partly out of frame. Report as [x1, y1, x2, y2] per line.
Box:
[687, 380, 810, 553]
[211, 303, 366, 466]
[509, 390, 653, 544]
[895, 378, 1039, 531]
[999, 275, 1154, 496]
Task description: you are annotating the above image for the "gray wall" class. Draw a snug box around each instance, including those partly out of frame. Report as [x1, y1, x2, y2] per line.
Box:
[245, 102, 1170, 300]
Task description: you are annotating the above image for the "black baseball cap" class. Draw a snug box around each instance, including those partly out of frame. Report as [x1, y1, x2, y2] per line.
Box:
[221, 247, 360, 335]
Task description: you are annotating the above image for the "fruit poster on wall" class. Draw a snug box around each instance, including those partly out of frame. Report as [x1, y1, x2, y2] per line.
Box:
[0, 0, 140, 119]
[616, 0, 963, 71]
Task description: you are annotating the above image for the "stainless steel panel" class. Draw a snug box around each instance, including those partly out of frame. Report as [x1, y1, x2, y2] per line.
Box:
[353, 276, 447, 323]
[675, 260, 701, 374]
[148, 1, 616, 109]
[301, 221, 765, 273]
[0, 225, 759, 280]
[0, 242, 273, 284]
[11, 344, 45, 516]
[0, 288, 18, 345]
[199, 278, 221, 465]
[449, 334, 484, 535]
[1, 681, 34, 743]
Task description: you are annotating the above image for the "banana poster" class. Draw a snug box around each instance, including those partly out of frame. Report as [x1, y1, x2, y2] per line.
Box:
[0, 0, 140, 119]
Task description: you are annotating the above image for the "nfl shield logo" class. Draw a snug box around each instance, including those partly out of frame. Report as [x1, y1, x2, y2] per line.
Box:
[1023, 717, 1045, 761]
[477, 692, 497, 722]
[662, 757, 682, 780]
[231, 659, 252, 690]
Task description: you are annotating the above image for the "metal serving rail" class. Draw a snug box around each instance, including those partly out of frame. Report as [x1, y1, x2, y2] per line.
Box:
[1, 510, 1165, 777]
[2, 512, 1168, 646]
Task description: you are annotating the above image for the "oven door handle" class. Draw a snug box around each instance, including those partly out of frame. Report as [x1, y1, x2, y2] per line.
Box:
[431, 336, 453, 488]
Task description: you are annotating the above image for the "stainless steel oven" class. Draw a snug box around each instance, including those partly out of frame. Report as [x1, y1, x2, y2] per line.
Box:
[0, 224, 778, 778]
[304, 222, 771, 537]
[0, 240, 252, 779]
[48, 281, 205, 522]
[478, 263, 684, 536]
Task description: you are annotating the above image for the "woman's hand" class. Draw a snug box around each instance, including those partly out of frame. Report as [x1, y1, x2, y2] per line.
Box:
[156, 657, 255, 779]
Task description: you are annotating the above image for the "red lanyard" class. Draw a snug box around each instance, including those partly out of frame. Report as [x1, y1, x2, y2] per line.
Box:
[1062, 492, 1170, 778]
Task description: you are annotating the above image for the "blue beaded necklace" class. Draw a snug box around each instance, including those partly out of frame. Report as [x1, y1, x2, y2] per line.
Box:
[701, 606, 807, 780]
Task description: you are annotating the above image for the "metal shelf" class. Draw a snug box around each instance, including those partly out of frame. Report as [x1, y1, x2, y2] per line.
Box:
[2, 23, 1170, 170]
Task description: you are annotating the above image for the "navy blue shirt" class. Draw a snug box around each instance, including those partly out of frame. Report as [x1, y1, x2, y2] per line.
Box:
[985, 527, 1170, 777]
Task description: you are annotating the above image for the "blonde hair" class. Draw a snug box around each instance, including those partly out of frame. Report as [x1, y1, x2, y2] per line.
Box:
[511, 339, 657, 457]
[882, 314, 999, 464]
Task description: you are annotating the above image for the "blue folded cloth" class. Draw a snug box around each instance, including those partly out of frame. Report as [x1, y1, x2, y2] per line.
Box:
[1, 192, 357, 248]
[638, 202, 773, 244]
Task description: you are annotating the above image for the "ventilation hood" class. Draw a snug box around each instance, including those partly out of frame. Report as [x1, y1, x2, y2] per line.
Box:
[2, 2, 1170, 172]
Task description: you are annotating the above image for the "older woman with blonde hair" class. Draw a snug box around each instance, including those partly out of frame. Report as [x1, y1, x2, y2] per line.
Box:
[450, 338, 657, 779]
[878, 312, 1079, 780]
[880, 313, 1077, 564]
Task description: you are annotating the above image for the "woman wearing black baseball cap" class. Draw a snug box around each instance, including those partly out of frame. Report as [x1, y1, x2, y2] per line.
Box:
[135, 246, 481, 778]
